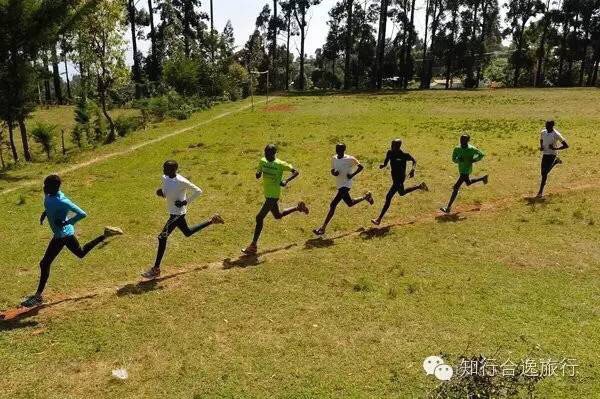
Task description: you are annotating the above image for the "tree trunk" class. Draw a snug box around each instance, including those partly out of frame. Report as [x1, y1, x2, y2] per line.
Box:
[586, 51, 599, 86]
[8, 122, 18, 162]
[148, 0, 159, 82]
[445, 9, 458, 89]
[578, 28, 589, 86]
[344, 0, 354, 90]
[299, 24, 305, 90]
[375, 0, 389, 89]
[590, 57, 599, 85]
[63, 56, 72, 100]
[128, 0, 142, 98]
[535, 0, 551, 87]
[271, 0, 278, 68]
[42, 53, 52, 104]
[210, 0, 215, 62]
[286, 14, 291, 90]
[513, 18, 528, 87]
[18, 118, 32, 162]
[0, 139, 4, 169]
[420, 0, 430, 89]
[464, 0, 479, 88]
[51, 44, 63, 104]
[403, 0, 416, 89]
[425, 0, 440, 89]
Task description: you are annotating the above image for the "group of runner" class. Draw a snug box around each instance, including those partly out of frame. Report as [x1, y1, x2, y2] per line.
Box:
[19, 120, 568, 308]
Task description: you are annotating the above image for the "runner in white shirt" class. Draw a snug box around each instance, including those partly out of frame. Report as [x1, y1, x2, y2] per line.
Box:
[142, 160, 224, 279]
[313, 143, 374, 236]
[537, 120, 569, 197]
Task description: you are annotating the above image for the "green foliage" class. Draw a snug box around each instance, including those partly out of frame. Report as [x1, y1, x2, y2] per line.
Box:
[134, 90, 194, 122]
[31, 123, 56, 159]
[484, 58, 512, 86]
[163, 55, 200, 97]
[114, 115, 143, 137]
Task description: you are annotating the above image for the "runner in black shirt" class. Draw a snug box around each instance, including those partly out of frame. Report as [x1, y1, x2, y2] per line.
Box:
[372, 139, 428, 225]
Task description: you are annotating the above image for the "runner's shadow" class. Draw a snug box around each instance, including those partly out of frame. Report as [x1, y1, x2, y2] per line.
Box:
[304, 237, 335, 249]
[436, 213, 467, 223]
[523, 196, 547, 206]
[0, 294, 96, 329]
[222, 255, 264, 269]
[359, 226, 391, 239]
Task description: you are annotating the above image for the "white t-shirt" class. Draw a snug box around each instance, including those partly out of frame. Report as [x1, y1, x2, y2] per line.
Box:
[331, 154, 359, 189]
[162, 174, 203, 215]
[540, 129, 565, 155]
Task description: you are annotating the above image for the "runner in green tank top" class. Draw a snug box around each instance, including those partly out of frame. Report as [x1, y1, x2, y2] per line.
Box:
[440, 134, 489, 214]
[242, 144, 309, 255]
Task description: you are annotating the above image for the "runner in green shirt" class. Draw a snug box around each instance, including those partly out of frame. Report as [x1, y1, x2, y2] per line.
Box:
[440, 134, 489, 214]
[242, 144, 309, 255]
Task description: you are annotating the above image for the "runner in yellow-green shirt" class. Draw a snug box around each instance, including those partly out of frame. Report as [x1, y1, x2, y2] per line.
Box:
[242, 144, 309, 255]
[440, 134, 489, 214]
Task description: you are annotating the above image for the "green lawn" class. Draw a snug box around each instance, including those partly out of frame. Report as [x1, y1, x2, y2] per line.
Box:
[1, 89, 599, 398]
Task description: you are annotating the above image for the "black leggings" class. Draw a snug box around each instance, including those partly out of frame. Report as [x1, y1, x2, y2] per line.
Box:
[377, 182, 421, 220]
[154, 214, 211, 268]
[37, 234, 105, 295]
[319, 187, 365, 229]
[252, 198, 298, 243]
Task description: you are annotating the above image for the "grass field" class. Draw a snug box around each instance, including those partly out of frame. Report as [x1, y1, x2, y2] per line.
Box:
[1, 89, 599, 398]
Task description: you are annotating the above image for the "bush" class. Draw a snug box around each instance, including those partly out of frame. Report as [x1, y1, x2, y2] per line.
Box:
[31, 123, 57, 159]
[163, 56, 199, 97]
[114, 115, 143, 137]
[134, 91, 195, 122]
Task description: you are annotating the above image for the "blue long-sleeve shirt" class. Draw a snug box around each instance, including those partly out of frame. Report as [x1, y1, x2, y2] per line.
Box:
[44, 191, 87, 238]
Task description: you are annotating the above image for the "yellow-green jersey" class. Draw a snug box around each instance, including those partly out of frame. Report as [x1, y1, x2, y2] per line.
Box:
[257, 157, 294, 199]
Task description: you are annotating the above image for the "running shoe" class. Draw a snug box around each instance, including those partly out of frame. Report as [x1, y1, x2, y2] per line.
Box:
[21, 294, 43, 308]
[211, 214, 225, 224]
[364, 192, 374, 205]
[141, 267, 161, 279]
[297, 201, 309, 215]
[104, 226, 124, 237]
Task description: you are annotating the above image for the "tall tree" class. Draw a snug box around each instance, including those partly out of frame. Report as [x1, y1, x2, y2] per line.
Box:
[51, 43, 64, 103]
[505, 0, 544, 87]
[375, 0, 390, 89]
[75, 0, 128, 143]
[147, 0, 161, 82]
[0, 0, 80, 162]
[344, 0, 354, 89]
[127, 0, 142, 98]
[291, 0, 322, 90]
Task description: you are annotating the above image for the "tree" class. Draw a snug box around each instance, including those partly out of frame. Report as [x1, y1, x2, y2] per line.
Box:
[375, 0, 390, 89]
[505, 0, 544, 87]
[280, 1, 298, 90]
[344, 0, 354, 89]
[31, 123, 57, 159]
[0, 0, 78, 162]
[75, 0, 129, 143]
[291, 0, 322, 90]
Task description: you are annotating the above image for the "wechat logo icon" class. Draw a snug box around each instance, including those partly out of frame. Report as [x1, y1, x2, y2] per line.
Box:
[423, 356, 454, 381]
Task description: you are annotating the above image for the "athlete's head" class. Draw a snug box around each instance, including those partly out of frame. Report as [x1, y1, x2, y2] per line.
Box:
[335, 143, 346, 157]
[43, 174, 61, 195]
[545, 119, 555, 132]
[460, 134, 470, 148]
[163, 160, 178, 178]
[391, 139, 402, 151]
[264, 144, 277, 161]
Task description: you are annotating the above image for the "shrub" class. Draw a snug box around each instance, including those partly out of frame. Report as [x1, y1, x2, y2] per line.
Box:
[31, 123, 57, 159]
[114, 115, 143, 137]
[134, 91, 195, 122]
[163, 56, 199, 97]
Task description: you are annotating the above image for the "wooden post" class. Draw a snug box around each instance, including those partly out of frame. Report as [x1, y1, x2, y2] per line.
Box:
[61, 129, 66, 156]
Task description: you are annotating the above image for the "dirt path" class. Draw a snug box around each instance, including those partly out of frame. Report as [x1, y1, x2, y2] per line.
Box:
[0, 99, 268, 197]
[2, 180, 598, 325]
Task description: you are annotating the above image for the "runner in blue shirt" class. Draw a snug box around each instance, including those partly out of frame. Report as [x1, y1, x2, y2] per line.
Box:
[20, 175, 123, 308]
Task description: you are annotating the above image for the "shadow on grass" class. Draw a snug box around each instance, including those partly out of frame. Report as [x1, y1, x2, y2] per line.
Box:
[0, 294, 97, 330]
[359, 226, 392, 239]
[523, 196, 548, 206]
[221, 243, 297, 269]
[436, 213, 467, 223]
[304, 237, 335, 249]
[115, 269, 199, 297]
